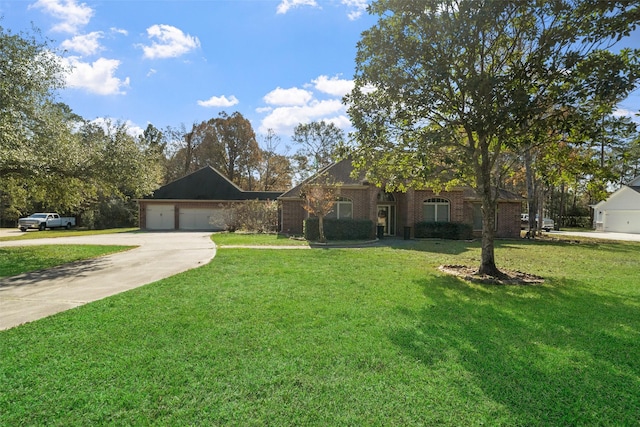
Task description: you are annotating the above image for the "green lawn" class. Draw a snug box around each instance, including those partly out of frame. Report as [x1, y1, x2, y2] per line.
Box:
[1, 238, 639, 425]
[0, 245, 133, 278]
[0, 228, 138, 242]
[211, 231, 310, 246]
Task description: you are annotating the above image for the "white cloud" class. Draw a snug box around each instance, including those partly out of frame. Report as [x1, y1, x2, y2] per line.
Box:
[264, 87, 313, 106]
[63, 57, 129, 95]
[198, 95, 239, 108]
[110, 27, 128, 36]
[312, 75, 354, 97]
[259, 99, 346, 135]
[613, 108, 640, 123]
[61, 31, 103, 56]
[29, 0, 94, 33]
[146, 68, 157, 77]
[276, 0, 318, 14]
[90, 117, 144, 138]
[342, 0, 368, 20]
[140, 24, 200, 59]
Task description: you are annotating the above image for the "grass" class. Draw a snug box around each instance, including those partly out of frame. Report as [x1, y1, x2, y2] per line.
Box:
[0, 228, 138, 242]
[1, 237, 639, 425]
[0, 245, 133, 278]
[211, 231, 310, 246]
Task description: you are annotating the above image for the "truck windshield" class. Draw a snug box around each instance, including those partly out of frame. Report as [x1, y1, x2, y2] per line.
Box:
[30, 214, 48, 218]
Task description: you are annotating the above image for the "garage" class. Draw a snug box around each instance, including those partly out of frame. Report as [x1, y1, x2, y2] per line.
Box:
[146, 204, 175, 230]
[603, 210, 640, 233]
[138, 166, 283, 230]
[179, 208, 227, 230]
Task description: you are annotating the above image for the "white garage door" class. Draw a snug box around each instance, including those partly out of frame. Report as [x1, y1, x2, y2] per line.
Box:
[179, 208, 228, 230]
[146, 204, 175, 230]
[604, 210, 640, 233]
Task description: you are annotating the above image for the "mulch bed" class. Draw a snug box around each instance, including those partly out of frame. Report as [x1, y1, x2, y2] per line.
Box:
[438, 264, 545, 285]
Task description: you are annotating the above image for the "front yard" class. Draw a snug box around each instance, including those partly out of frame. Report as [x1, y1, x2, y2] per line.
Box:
[1, 237, 639, 425]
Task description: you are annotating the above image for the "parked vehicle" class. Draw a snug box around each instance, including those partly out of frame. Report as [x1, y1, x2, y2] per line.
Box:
[520, 214, 554, 232]
[18, 213, 76, 232]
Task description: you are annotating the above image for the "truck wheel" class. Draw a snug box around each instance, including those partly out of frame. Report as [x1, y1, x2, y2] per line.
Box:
[39, 223, 46, 231]
[20, 227, 26, 232]
[66, 223, 72, 229]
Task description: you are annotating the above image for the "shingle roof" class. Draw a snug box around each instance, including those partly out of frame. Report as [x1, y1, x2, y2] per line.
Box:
[279, 156, 523, 202]
[147, 166, 282, 201]
[279, 157, 366, 198]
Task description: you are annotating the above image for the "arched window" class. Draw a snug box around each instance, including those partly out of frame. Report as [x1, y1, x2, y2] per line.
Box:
[423, 198, 450, 222]
[377, 192, 395, 202]
[326, 197, 353, 219]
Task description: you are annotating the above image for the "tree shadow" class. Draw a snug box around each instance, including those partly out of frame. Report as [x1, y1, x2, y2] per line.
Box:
[0, 257, 110, 290]
[388, 275, 640, 424]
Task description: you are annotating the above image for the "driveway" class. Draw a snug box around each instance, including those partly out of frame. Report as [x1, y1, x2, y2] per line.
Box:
[0, 231, 216, 330]
[548, 230, 640, 242]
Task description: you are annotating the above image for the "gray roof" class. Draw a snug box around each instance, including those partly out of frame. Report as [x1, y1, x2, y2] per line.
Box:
[147, 166, 282, 201]
[279, 157, 366, 198]
[279, 156, 523, 202]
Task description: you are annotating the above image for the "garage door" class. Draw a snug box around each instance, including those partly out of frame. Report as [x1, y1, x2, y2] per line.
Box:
[604, 210, 640, 233]
[179, 208, 228, 230]
[146, 204, 175, 230]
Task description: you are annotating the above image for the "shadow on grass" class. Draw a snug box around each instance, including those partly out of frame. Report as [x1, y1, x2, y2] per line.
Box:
[389, 275, 640, 424]
[0, 257, 110, 289]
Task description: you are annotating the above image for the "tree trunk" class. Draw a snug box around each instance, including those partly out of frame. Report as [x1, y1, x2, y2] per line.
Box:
[477, 136, 502, 277]
[524, 146, 538, 235]
[318, 215, 326, 243]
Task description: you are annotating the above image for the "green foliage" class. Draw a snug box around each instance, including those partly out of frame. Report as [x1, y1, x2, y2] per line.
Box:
[2, 241, 640, 425]
[303, 218, 373, 241]
[346, 0, 640, 274]
[414, 221, 473, 240]
[0, 27, 164, 228]
[225, 200, 278, 233]
[292, 121, 344, 182]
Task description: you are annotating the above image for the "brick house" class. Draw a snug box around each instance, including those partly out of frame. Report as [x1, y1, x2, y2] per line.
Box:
[138, 166, 282, 230]
[279, 157, 522, 239]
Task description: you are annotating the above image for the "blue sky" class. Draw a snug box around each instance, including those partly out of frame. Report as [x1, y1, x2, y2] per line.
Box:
[2, 0, 639, 148]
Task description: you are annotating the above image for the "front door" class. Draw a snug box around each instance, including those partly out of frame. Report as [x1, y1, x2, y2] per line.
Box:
[377, 205, 396, 236]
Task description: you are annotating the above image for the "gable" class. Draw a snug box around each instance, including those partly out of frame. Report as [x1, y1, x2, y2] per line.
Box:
[280, 157, 366, 199]
[149, 166, 281, 201]
[598, 185, 640, 211]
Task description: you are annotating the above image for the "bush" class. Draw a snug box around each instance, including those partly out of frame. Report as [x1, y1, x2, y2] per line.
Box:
[304, 218, 373, 241]
[225, 200, 278, 233]
[414, 221, 473, 240]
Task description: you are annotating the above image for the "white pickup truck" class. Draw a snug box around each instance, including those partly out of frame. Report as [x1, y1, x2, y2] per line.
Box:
[18, 213, 76, 232]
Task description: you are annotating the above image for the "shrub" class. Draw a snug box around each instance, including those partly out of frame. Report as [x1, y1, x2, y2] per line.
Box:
[304, 218, 373, 241]
[224, 200, 278, 233]
[414, 221, 473, 240]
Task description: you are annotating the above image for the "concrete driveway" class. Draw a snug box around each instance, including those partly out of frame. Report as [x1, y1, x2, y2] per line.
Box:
[548, 230, 640, 242]
[0, 231, 216, 330]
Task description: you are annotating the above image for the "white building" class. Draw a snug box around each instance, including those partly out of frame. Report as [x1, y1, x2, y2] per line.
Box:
[592, 176, 640, 233]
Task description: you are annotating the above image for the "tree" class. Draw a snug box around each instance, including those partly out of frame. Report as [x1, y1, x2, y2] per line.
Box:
[163, 113, 262, 189]
[257, 129, 292, 191]
[347, 0, 640, 276]
[292, 121, 344, 182]
[301, 179, 340, 243]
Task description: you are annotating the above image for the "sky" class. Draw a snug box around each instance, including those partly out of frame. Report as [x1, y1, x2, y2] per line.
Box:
[2, 0, 640, 150]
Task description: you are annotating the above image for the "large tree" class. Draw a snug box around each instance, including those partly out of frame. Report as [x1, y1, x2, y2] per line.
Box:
[347, 0, 640, 276]
[292, 121, 344, 182]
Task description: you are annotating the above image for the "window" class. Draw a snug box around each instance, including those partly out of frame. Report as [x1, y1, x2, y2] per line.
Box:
[377, 192, 395, 202]
[325, 197, 353, 219]
[423, 198, 450, 222]
[473, 204, 483, 230]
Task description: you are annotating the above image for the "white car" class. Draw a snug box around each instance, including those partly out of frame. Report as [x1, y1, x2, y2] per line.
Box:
[521, 214, 554, 232]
